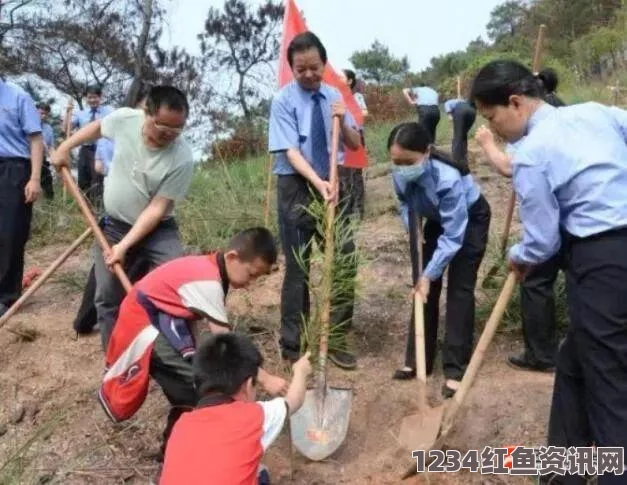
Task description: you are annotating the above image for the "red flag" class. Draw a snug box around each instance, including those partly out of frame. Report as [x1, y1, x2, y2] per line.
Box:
[277, 0, 368, 168]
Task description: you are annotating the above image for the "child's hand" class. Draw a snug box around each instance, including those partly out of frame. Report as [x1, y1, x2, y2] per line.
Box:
[474, 125, 495, 148]
[293, 351, 312, 377]
[261, 374, 288, 397]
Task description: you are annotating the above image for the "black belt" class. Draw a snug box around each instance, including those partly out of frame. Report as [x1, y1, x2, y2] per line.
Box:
[81, 144, 97, 151]
[0, 156, 29, 164]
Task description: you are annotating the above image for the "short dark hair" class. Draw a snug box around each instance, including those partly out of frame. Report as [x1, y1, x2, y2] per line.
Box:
[537, 67, 559, 94]
[193, 333, 263, 397]
[36, 102, 51, 113]
[86, 84, 103, 96]
[228, 227, 277, 266]
[343, 69, 356, 90]
[387, 121, 431, 152]
[145, 85, 189, 117]
[470, 60, 541, 107]
[287, 31, 327, 68]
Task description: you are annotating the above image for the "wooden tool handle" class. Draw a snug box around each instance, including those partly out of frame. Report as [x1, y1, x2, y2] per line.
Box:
[456, 76, 462, 99]
[414, 293, 428, 411]
[532, 24, 547, 73]
[0, 228, 93, 329]
[440, 272, 517, 435]
[59, 166, 132, 292]
[317, 116, 341, 383]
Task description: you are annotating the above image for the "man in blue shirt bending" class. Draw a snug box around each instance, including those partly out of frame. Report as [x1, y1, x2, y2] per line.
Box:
[268, 31, 362, 370]
[403, 83, 440, 143]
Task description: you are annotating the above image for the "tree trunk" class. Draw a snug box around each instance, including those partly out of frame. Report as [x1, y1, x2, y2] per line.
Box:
[124, 0, 154, 107]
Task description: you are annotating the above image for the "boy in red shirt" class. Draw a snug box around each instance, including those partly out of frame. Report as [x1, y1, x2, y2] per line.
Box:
[99, 227, 289, 458]
[160, 333, 312, 485]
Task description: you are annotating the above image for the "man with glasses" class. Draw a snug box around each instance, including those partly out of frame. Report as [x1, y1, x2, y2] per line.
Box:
[52, 85, 194, 349]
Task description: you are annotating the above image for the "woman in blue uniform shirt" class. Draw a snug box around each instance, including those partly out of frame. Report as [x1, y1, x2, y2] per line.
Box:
[388, 121, 490, 398]
[471, 59, 627, 485]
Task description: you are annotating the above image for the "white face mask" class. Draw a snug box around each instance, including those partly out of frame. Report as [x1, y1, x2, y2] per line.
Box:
[396, 162, 426, 183]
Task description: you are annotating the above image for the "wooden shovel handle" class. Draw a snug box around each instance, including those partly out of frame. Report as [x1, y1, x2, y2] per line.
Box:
[0, 228, 93, 329]
[318, 116, 341, 379]
[440, 272, 517, 435]
[414, 293, 428, 411]
[59, 166, 132, 292]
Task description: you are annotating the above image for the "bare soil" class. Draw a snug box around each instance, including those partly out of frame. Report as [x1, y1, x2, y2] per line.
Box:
[0, 147, 553, 485]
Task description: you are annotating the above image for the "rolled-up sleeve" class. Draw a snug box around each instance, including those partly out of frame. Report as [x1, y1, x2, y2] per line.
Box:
[508, 158, 561, 265]
[423, 180, 467, 281]
[19, 93, 42, 135]
[268, 96, 298, 153]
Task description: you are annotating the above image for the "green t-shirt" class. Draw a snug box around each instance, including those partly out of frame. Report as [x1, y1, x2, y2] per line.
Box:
[100, 107, 194, 224]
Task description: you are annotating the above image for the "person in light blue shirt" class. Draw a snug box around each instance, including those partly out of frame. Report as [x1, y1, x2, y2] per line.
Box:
[95, 137, 114, 177]
[471, 59, 627, 485]
[403, 83, 440, 143]
[444, 98, 476, 169]
[64, 84, 114, 207]
[0, 80, 44, 317]
[388, 121, 490, 399]
[268, 31, 362, 370]
[37, 103, 55, 199]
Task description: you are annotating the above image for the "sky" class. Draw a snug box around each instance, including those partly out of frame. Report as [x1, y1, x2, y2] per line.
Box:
[161, 0, 504, 73]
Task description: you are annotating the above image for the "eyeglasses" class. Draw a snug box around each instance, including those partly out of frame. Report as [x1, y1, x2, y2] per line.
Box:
[152, 118, 184, 136]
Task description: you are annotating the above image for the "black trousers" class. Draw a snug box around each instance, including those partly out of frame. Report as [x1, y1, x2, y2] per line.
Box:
[277, 174, 357, 358]
[541, 228, 627, 484]
[519, 253, 561, 366]
[0, 159, 33, 308]
[41, 158, 54, 200]
[72, 257, 151, 334]
[78, 145, 102, 209]
[338, 165, 365, 220]
[451, 102, 476, 169]
[417, 105, 441, 143]
[403, 195, 491, 380]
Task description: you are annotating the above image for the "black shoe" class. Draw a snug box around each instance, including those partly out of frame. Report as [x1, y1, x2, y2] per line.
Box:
[507, 353, 555, 373]
[393, 368, 416, 380]
[281, 349, 299, 365]
[328, 348, 357, 370]
[442, 384, 456, 399]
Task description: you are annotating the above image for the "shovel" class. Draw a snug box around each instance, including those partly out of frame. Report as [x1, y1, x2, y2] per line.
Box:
[398, 213, 444, 452]
[290, 115, 352, 462]
[59, 166, 132, 291]
[401, 271, 518, 478]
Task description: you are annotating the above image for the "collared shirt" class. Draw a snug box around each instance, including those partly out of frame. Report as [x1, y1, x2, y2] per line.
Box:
[72, 104, 114, 146]
[412, 86, 439, 106]
[509, 102, 627, 266]
[392, 158, 481, 281]
[0, 81, 42, 159]
[268, 80, 357, 177]
[444, 98, 465, 114]
[95, 137, 115, 176]
[42, 122, 54, 153]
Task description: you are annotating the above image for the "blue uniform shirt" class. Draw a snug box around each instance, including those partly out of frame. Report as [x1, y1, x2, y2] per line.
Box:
[509, 102, 627, 266]
[268, 80, 357, 178]
[72, 104, 114, 146]
[0, 81, 42, 159]
[392, 158, 481, 281]
[412, 86, 439, 106]
[42, 122, 54, 153]
[95, 137, 115, 176]
[444, 99, 465, 114]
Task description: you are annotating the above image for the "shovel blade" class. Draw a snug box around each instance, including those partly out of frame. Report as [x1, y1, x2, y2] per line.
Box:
[290, 386, 352, 461]
[398, 405, 444, 453]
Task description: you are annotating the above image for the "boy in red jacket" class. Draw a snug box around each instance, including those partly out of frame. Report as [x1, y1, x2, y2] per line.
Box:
[160, 333, 312, 485]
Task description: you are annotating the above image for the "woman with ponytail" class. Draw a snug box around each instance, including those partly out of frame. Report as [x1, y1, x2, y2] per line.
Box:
[471, 59, 627, 484]
[388, 122, 491, 399]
